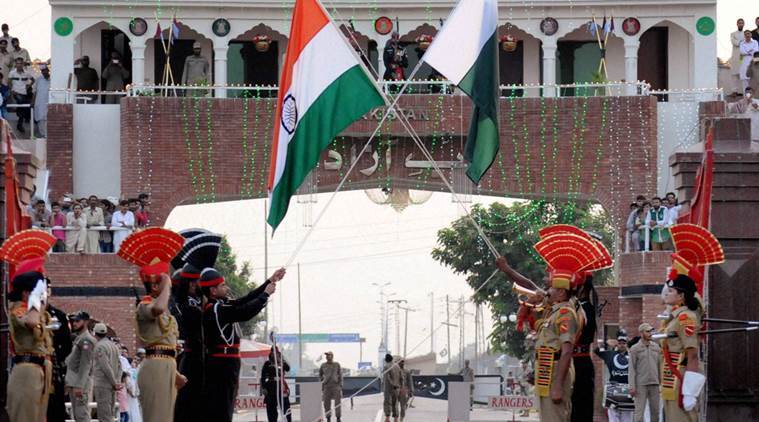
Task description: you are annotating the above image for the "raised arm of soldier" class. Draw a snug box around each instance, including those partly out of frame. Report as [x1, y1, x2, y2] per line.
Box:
[495, 256, 541, 292]
[148, 273, 172, 317]
[236, 267, 286, 305]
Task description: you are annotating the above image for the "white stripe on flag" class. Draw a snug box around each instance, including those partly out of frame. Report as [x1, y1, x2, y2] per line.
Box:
[270, 23, 359, 190]
[422, 0, 498, 85]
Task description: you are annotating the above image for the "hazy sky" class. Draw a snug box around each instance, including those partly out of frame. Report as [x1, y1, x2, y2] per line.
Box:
[6, 0, 757, 61]
[166, 192, 507, 372]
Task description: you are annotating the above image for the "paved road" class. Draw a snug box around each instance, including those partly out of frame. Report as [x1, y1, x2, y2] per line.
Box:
[233, 394, 539, 421]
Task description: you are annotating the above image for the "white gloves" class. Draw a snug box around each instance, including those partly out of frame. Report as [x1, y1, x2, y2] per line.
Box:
[27, 279, 48, 311]
[682, 371, 706, 411]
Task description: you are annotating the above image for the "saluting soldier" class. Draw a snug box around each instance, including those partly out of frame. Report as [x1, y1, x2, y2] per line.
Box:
[65, 311, 97, 422]
[117, 228, 187, 422]
[92, 322, 122, 422]
[200, 266, 285, 422]
[1, 231, 58, 422]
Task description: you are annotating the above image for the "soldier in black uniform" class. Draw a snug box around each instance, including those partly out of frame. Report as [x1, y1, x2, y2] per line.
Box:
[200, 266, 286, 422]
[173, 230, 221, 422]
[261, 347, 292, 422]
[45, 280, 72, 422]
[571, 274, 597, 422]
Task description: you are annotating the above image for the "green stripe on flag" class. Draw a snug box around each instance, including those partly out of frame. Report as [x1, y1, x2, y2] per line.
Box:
[268, 65, 384, 231]
[458, 32, 500, 184]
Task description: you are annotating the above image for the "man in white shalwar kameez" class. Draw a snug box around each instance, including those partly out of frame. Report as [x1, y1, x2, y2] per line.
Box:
[732, 20, 747, 95]
[110, 200, 134, 252]
[739, 30, 759, 93]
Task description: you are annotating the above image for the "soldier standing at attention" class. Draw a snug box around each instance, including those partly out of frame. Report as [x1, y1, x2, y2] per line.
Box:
[181, 42, 210, 89]
[117, 228, 188, 422]
[382, 354, 402, 422]
[398, 359, 414, 421]
[65, 311, 97, 422]
[1, 231, 57, 422]
[319, 351, 343, 422]
[200, 266, 284, 421]
[92, 323, 122, 422]
[658, 224, 724, 422]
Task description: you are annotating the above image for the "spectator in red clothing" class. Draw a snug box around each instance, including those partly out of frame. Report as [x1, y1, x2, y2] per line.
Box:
[49, 201, 67, 252]
[130, 197, 147, 228]
[138, 192, 150, 226]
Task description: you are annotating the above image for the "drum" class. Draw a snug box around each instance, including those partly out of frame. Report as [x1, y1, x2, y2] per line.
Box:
[603, 382, 635, 410]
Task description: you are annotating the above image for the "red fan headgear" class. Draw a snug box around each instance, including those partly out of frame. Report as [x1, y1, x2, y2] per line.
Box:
[117, 228, 184, 283]
[668, 224, 724, 295]
[537, 225, 613, 286]
[0, 229, 56, 279]
[534, 231, 607, 290]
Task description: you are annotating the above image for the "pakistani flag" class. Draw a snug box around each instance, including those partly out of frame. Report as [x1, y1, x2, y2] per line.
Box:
[267, 0, 385, 233]
[422, 0, 499, 184]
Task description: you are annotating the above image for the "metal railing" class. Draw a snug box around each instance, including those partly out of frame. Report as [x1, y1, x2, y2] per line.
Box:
[45, 81, 656, 103]
[649, 88, 724, 102]
[623, 225, 677, 253]
[4, 103, 35, 139]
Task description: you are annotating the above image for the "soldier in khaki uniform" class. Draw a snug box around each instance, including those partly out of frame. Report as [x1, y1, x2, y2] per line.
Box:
[1, 231, 57, 422]
[92, 322, 122, 422]
[382, 354, 402, 422]
[628, 323, 661, 422]
[117, 228, 187, 422]
[319, 351, 343, 422]
[658, 225, 724, 422]
[398, 359, 414, 421]
[65, 311, 97, 422]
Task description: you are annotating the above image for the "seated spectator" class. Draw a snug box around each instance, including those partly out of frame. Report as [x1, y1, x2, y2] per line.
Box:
[49, 202, 66, 252]
[112, 200, 134, 252]
[84, 195, 104, 254]
[32, 63, 50, 138]
[100, 198, 116, 253]
[645, 197, 672, 251]
[30, 199, 50, 228]
[9, 38, 29, 67]
[8, 57, 33, 133]
[635, 202, 651, 251]
[65, 203, 87, 253]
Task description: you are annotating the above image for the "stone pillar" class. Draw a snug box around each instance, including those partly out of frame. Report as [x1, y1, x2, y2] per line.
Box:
[541, 39, 557, 97]
[131, 43, 146, 90]
[213, 45, 228, 98]
[624, 39, 639, 95]
[692, 17, 718, 90]
[50, 17, 74, 103]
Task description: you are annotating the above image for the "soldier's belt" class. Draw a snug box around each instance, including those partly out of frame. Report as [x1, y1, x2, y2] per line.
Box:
[12, 354, 47, 366]
[145, 348, 176, 359]
[208, 346, 240, 358]
[535, 347, 560, 397]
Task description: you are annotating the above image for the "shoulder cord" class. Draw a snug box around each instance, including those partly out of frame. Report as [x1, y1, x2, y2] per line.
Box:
[213, 302, 241, 347]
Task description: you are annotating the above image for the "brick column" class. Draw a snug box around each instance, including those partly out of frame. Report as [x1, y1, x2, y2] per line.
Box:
[47, 104, 74, 201]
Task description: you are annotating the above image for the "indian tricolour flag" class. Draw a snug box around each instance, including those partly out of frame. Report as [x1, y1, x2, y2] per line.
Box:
[267, 0, 385, 232]
[422, 0, 499, 184]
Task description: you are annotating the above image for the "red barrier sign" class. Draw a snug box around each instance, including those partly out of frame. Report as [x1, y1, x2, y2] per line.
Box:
[235, 396, 266, 410]
[488, 395, 535, 409]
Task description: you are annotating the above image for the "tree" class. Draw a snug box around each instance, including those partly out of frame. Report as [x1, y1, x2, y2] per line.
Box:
[215, 236, 263, 336]
[431, 200, 614, 359]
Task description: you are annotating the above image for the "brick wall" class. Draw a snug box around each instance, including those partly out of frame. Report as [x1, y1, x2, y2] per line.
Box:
[113, 95, 657, 231]
[46, 254, 142, 352]
[47, 104, 74, 202]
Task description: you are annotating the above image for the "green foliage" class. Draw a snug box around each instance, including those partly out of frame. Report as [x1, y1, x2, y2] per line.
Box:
[431, 200, 614, 359]
[215, 237, 261, 336]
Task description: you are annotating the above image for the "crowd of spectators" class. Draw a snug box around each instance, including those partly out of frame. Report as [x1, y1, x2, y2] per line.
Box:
[30, 192, 151, 254]
[625, 192, 684, 252]
[0, 23, 50, 137]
